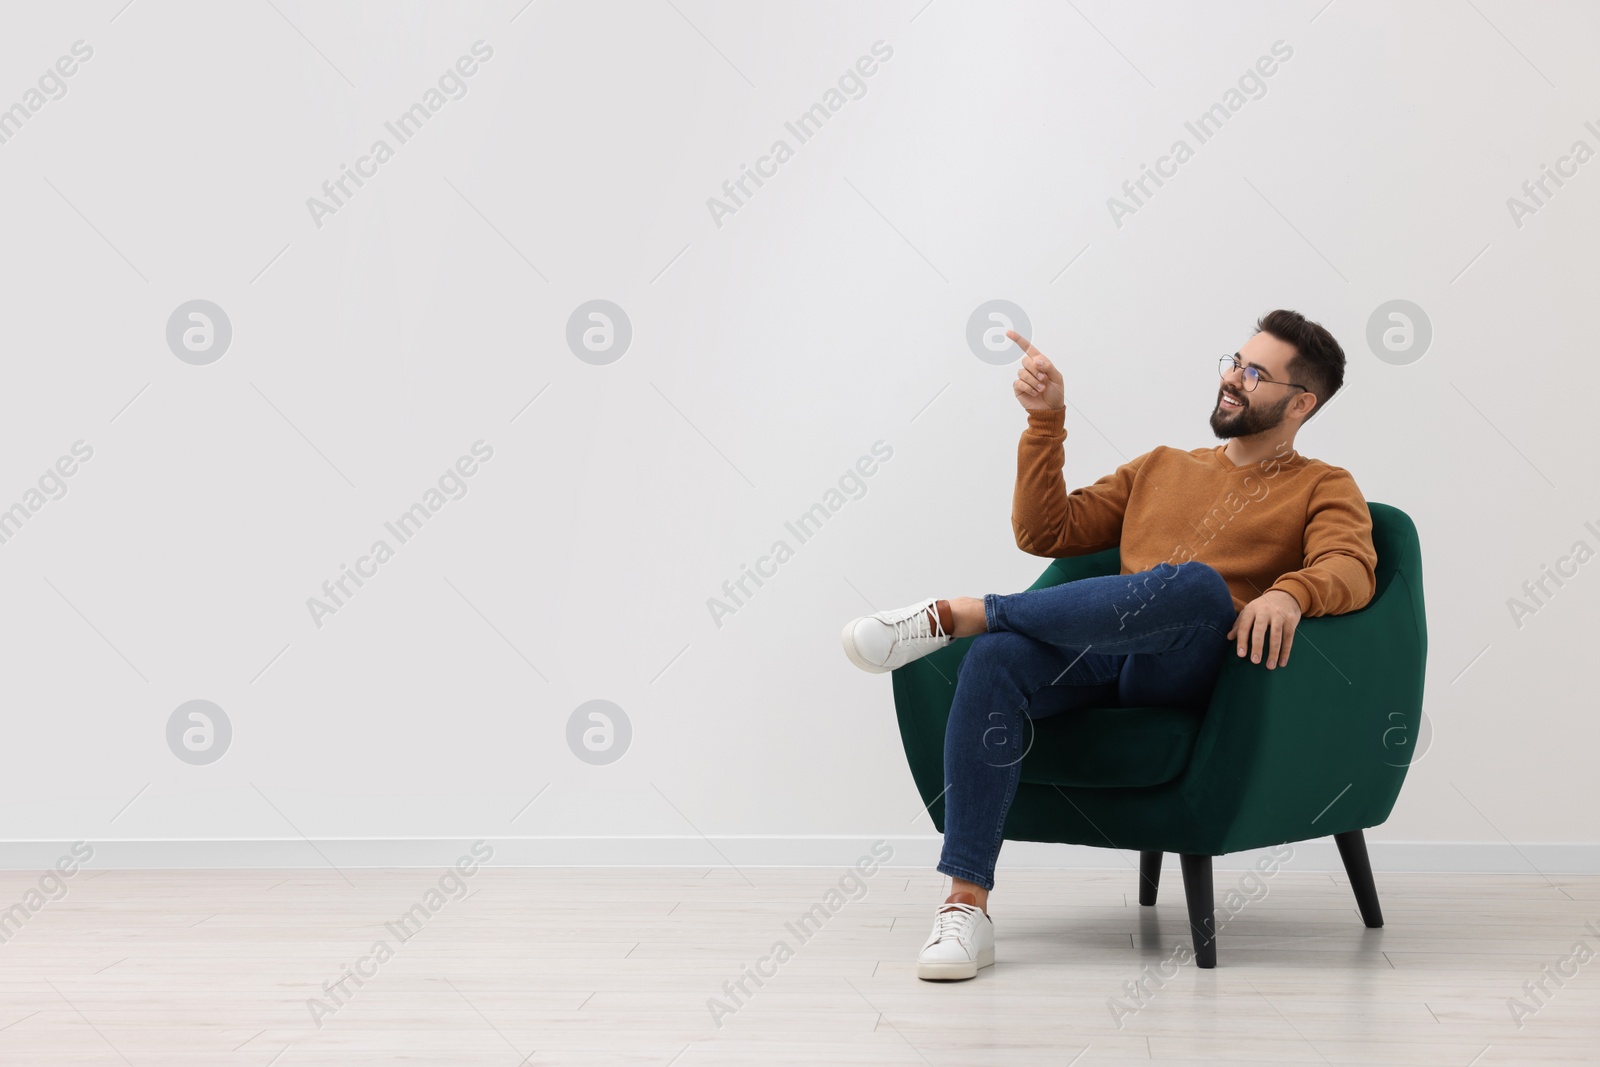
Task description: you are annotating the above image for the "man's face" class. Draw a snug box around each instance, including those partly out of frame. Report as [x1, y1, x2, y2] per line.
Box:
[1210, 332, 1302, 439]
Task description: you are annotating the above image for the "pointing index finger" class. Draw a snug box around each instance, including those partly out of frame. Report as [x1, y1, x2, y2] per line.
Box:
[1006, 329, 1040, 359]
[1007, 331, 1052, 375]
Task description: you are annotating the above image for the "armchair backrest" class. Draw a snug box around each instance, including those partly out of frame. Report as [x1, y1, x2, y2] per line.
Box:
[1366, 502, 1427, 663]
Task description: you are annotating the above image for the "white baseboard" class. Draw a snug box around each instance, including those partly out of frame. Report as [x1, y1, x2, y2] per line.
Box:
[2, 837, 1598, 873]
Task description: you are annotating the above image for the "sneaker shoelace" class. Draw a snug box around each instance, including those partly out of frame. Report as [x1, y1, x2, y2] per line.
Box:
[930, 902, 982, 945]
[891, 601, 948, 646]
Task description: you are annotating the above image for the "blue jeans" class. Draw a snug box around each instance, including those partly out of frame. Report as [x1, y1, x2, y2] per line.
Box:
[936, 560, 1238, 891]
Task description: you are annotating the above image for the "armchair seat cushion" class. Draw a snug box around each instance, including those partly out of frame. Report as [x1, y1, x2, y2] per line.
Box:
[1019, 704, 1205, 789]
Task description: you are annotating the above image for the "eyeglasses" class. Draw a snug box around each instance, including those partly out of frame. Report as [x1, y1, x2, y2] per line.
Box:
[1218, 354, 1308, 394]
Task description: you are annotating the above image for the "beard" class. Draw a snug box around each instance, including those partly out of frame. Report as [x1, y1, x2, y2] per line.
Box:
[1209, 386, 1291, 439]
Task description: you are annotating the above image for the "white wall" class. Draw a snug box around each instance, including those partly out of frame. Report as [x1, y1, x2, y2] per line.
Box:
[2, 0, 1595, 869]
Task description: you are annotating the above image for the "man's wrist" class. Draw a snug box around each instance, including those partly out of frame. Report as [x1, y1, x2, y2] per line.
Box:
[1264, 583, 1308, 615]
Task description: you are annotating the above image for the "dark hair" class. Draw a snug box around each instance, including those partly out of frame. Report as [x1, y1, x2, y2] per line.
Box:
[1254, 309, 1344, 419]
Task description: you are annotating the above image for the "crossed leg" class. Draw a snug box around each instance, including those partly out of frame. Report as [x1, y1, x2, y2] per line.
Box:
[933, 561, 1238, 911]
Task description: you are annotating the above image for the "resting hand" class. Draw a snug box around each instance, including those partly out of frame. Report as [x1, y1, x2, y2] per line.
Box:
[1226, 590, 1302, 669]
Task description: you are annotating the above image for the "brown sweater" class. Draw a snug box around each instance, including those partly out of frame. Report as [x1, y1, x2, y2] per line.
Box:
[1013, 407, 1377, 616]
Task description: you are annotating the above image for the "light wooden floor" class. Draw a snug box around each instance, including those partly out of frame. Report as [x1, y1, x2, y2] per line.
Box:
[1, 865, 1597, 1065]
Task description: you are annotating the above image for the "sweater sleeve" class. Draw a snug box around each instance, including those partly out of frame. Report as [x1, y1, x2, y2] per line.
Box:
[1012, 407, 1150, 558]
[1266, 467, 1378, 616]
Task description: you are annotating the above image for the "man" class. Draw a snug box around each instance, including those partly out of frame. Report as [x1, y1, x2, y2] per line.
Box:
[840, 310, 1377, 980]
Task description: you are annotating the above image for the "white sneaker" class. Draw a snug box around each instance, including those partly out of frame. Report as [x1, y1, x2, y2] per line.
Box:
[841, 598, 951, 674]
[915, 901, 995, 981]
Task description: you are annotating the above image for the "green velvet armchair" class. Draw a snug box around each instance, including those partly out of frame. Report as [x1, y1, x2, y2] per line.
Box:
[890, 502, 1427, 967]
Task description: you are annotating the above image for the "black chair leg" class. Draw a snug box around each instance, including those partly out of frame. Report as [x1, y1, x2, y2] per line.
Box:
[1178, 853, 1216, 969]
[1335, 829, 1384, 928]
[1138, 850, 1162, 906]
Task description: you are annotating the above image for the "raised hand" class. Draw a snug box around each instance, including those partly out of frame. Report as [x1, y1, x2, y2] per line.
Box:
[1008, 330, 1064, 412]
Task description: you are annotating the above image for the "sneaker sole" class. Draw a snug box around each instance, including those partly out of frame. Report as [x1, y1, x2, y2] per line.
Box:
[916, 947, 995, 981]
[840, 619, 891, 674]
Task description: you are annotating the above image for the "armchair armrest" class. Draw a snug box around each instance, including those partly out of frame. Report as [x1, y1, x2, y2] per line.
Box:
[1177, 566, 1428, 854]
